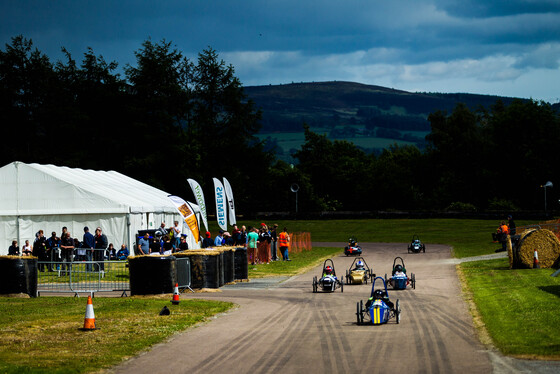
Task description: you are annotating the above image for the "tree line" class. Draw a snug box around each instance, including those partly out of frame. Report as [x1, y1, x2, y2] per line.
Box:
[2, 36, 559, 214]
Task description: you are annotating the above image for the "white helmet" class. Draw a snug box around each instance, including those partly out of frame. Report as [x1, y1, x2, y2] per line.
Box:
[356, 260, 364, 268]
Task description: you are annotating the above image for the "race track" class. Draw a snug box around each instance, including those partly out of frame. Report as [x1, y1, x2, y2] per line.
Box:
[112, 243, 493, 373]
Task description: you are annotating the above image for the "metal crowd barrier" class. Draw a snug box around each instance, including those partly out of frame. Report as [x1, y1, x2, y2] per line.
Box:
[37, 260, 130, 297]
[175, 257, 193, 293]
[37, 256, 192, 296]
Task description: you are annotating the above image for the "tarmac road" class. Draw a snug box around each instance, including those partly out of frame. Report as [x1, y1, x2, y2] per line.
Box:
[110, 243, 559, 374]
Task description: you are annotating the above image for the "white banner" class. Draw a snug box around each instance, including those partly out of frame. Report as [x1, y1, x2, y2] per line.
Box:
[187, 178, 209, 232]
[213, 178, 227, 231]
[223, 177, 236, 226]
[167, 195, 200, 242]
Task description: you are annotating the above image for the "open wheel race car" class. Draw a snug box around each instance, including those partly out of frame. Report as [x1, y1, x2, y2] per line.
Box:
[345, 257, 375, 285]
[313, 259, 343, 293]
[344, 237, 362, 256]
[408, 235, 426, 253]
[356, 276, 401, 325]
[385, 257, 415, 290]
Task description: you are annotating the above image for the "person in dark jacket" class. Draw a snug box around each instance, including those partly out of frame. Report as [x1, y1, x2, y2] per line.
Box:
[508, 215, 516, 235]
[201, 231, 214, 248]
[8, 240, 20, 256]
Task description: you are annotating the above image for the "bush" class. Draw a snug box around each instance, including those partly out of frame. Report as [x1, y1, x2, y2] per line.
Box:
[487, 198, 518, 211]
[446, 202, 477, 212]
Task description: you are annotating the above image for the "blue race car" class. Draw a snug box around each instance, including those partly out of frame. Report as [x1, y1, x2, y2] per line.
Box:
[385, 256, 416, 290]
[408, 235, 426, 253]
[313, 259, 344, 293]
[356, 276, 400, 325]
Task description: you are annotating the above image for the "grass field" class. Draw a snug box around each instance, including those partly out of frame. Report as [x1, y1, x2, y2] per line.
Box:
[0, 297, 233, 373]
[460, 258, 560, 358]
[243, 218, 537, 258]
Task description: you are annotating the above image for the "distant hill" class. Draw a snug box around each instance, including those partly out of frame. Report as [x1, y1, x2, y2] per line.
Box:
[243, 81, 530, 160]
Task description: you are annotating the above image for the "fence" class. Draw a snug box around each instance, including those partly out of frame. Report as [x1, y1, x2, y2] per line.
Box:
[176, 257, 193, 292]
[37, 259, 130, 296]
[247, 232, 312, 264]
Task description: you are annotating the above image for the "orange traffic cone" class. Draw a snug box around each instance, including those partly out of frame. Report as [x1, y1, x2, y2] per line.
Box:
[533, 250, 540, 269]
[171, 283, 180, 305]
[82, 295, 96, 330]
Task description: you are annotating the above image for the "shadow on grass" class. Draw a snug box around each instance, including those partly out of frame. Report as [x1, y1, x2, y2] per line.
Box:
[538, 285, 560, 298]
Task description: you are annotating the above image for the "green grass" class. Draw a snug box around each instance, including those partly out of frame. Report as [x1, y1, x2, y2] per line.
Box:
[248, 246, 342, 278]
[250, 218, 538, 258]
[460, 258, 560, 357]
[0, 297, 233, 373]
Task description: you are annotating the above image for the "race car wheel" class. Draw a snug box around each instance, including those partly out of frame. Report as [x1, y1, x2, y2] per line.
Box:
[422, 245, 425, 253]
[408, 246, 411, 253]
[411, 273, 416, 289]
[340, 278, 344, 293]
[396, 299, 400, 324]
[364, 274, 368, 284]
[313, 276, 317, 293]
[356, 302, 361, 325]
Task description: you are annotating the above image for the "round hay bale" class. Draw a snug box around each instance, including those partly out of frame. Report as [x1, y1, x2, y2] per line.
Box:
[516, 229, 560, 269]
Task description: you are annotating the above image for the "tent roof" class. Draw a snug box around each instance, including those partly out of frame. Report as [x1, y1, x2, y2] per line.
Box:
[0, 161, 183, 215]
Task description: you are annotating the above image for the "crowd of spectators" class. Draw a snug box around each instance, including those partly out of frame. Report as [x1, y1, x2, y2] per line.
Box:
[136, 221, 190, 255]
[8, 221, 290, 265]
[6, 225, 130, 271]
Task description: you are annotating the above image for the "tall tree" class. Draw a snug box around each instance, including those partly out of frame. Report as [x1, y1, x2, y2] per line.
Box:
[188, 48, 274, 211]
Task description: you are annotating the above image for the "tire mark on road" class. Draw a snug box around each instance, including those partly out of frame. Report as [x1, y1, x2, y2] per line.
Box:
[192, 302, 300, 373]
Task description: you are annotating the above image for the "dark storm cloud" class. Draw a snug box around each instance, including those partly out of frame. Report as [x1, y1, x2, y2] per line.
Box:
[1, 0, 559, 100]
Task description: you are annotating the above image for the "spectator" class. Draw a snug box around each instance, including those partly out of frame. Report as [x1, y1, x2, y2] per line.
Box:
[232, 225, 241, 244]
[8, 240, 20, 256]
[22, 240, 32, 256]
[247, 226, 259, 264]
[495, 221, 509, 252]
[106, 243, 117, 260]
[33, 230, 47, 271]
[172, 221, 182, 249]
[162, 235, 174, 255]
[508, 215, 516, 236]
[258, 224, 272, 245]
[137, 233, 150, 255]
[155, 222, 168, 238]
[223, 231, 233, 245]
[60, 232, 74, 274]
[214, 230, 225, 247]
[178, 235, 189, 251]
[270, 224, 279, 261]
[83, 227, 95, 271]
[117, 244, 129, 260]
[94, 227, 108, 272]
[201, 231, 214, 248]
[46, 232, 60, 271]
[278, 227, 291, 261]
[150, 236, 162, 255]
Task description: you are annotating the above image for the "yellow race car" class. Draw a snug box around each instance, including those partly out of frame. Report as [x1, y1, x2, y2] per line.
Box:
[345, 257, 375, 285]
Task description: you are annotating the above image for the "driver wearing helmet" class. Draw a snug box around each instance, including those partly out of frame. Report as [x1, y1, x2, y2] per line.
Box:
[366, 289, 394, 309]
[323, 265, 334, 278]
[393, 264, 406, 276]
[354, 260, 365, 271]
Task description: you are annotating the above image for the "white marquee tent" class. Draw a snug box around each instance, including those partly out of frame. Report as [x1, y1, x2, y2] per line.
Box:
[0, 162, 201, 255]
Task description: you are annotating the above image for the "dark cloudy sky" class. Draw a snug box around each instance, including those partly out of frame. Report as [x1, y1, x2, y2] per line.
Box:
[2, 0, 559, 102]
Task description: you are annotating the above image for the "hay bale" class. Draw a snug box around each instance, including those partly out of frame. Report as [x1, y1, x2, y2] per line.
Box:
[515, 229, 560, 269]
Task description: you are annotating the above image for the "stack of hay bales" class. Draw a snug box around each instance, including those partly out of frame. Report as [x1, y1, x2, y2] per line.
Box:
[174, 250, 221, 288]
[509, 229, 560, 269]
